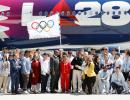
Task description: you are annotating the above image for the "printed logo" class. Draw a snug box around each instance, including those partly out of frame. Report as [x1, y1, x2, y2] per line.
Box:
[0, 5, 10, 40]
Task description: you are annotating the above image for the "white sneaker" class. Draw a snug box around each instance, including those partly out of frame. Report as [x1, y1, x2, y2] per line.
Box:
[78, 90, 81, 93]
[80, 91, 86, 95]
[24, 90, 29, 94]
[112, 90, 116, 94]
[128, 90, 130, 93]
[4, 91, 8, 94]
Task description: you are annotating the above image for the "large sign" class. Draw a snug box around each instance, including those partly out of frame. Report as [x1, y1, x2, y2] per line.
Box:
[0, 0, 130, 44]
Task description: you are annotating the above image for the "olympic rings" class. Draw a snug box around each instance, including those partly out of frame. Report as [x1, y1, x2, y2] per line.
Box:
[31, 20, 54, 32]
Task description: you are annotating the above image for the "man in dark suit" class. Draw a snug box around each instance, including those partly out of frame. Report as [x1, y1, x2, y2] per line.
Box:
[10, 54, 21, 94]
[50, 50, 60, 93]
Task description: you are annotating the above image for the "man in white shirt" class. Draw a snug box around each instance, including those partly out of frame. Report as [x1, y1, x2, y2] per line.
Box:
[21, 50, 31, 93]
[100, 47, 114, 75]
[114, 53, 123, 72]
[122, 49, 130, 81]
[98, 65, 110, 94]
[100, 47, 112, 64]
[41, 53, 50, 93]
[111, 66, 125, 94]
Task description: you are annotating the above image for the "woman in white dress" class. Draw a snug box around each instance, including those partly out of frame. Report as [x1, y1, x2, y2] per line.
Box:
[0, 55, 10, 93]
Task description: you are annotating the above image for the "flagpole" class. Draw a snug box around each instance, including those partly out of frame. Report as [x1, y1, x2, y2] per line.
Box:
[59, 34, 62, 50]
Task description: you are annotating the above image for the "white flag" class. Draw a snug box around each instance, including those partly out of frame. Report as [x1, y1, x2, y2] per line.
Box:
[27, 13, 61, 39]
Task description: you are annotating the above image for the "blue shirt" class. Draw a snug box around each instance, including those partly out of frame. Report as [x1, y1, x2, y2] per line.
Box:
[111, 72, 125, 86]
[99, 70, 110, 82]
[123, 56, 130, 72]
[21, 57, 31, 74]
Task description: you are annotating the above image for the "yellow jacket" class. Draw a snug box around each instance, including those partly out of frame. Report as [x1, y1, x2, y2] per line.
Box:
[84, 62, 96, 77]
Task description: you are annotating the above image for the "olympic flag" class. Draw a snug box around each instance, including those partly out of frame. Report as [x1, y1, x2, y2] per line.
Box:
[27, 13, 61, 39]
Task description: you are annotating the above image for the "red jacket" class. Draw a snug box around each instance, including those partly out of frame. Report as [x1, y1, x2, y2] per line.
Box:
[60, 61, 71, 75]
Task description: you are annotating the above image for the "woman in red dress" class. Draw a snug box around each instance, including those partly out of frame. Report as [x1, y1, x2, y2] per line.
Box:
[60, 53, 71, 93]
[31, 55, 41, 93]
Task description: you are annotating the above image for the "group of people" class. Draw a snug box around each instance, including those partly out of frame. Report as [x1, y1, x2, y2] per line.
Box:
[0, 47, 130, 95]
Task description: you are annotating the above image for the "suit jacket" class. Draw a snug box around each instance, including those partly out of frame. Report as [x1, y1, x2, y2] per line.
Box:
[10, 59, 21, 75]
[50, 57, 60, 75]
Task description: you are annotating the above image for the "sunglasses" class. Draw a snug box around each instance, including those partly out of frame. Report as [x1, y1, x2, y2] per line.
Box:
[116, 67, 120, 69]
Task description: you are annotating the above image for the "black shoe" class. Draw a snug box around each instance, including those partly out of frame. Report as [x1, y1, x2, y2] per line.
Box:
[15, 91, 21, 94]
[11, 92, 16, 95]
[41, 90, 46, 93]
[50, 90, 57, 93]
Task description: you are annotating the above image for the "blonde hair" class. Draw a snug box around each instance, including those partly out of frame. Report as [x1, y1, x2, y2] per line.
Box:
[85, 55, 93, 64]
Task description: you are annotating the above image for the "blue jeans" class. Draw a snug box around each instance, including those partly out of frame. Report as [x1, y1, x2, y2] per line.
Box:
[11, 72, 19, 93]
